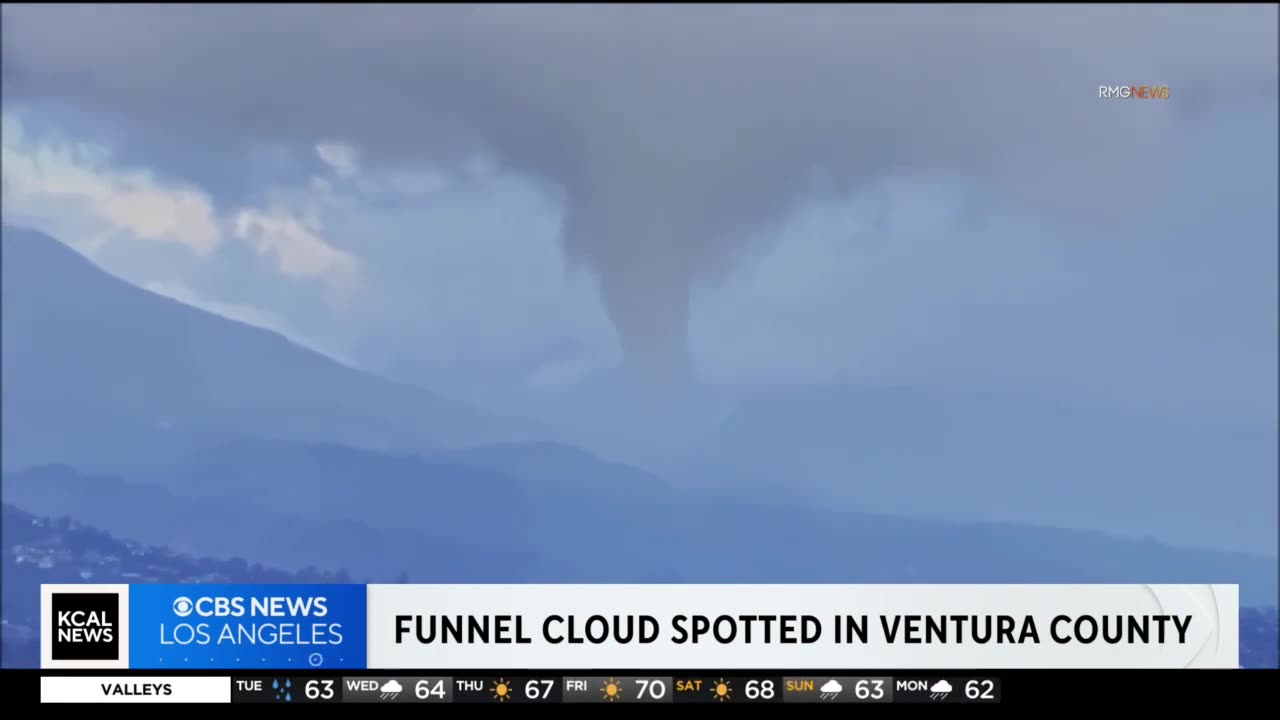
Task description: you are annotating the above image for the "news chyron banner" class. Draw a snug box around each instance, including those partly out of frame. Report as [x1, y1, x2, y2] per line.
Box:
[42, 584, 1238, 670]
[42, 584, 367, 670]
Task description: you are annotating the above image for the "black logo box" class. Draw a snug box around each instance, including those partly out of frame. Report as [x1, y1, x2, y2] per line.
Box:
[51, 592, 121, 661]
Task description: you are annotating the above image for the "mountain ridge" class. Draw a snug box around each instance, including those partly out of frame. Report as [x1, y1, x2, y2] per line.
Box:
[12, 441, 1272, 604]
[1, 224, 549, 465]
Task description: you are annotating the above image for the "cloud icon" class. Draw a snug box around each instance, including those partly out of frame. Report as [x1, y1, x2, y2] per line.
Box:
[819, 680, 843, 693]
[380, 680, 403, 694]
[929, 680, 953, 694]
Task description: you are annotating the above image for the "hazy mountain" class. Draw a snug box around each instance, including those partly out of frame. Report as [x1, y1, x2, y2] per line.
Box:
[0, 225, 544, 471]
[1, 464, 545, 582]
[52, 439, 1275, 606]
[371, 355, 738, 466]
[439, 441, 673, 497]
[133, 439, 669, 578]
[685, 385, 1278, 554]
[0, 388, 215, 474]
[376, 340, 1276, 557]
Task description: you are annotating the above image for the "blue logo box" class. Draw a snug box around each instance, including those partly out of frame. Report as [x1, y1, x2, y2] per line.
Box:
[128, 584, 367, 669]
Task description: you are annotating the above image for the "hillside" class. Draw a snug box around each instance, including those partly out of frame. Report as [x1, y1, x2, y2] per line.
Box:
[7, 447, 1275, 605]
[0, 464, 545, 583]
[688, 386, 1278, 554]
[0, 225, 543, 472]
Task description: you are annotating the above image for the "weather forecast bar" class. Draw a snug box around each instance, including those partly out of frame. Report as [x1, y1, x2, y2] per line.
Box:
[35, 674, 1001, 704]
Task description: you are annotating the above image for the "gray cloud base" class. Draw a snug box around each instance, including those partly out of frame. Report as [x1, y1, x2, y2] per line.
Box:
[2, 4, 1276, 381]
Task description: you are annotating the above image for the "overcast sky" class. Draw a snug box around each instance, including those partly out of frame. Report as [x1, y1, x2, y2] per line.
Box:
[2, 4, 1276, 426]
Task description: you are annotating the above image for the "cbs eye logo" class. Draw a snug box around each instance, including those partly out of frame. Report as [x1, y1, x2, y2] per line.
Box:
[172, 597, 195, 617]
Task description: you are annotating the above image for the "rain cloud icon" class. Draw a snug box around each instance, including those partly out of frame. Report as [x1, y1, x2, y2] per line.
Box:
[929, 680, 953, 700]
[379, 680, 403, 700]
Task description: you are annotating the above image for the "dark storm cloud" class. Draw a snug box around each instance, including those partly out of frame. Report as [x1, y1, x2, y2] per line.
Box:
[3, 4, 1275, 381]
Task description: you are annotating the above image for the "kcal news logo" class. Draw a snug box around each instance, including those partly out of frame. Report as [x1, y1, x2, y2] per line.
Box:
[51, 592, 121, 661]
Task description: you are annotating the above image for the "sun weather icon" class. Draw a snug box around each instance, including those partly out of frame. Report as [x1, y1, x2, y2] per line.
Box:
[492, 678, 511, 702]
[712, 678, 732, 702]
[272, 678, 292, 702]
[601, 678, 622, 702]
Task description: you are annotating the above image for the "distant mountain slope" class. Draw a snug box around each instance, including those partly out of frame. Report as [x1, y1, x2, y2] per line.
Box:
[0, 225, 543, 470]
[440, 441, 673, 496]
[688, 385, 1278, 554]
[133, 440, 660, 579]
[29, 440, 1273, 605]
[1, 464, 547, 583]
[1, 388, 216, 474]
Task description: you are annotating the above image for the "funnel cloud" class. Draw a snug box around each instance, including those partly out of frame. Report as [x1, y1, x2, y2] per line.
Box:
[1, 4, 1275, 381]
